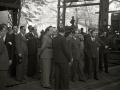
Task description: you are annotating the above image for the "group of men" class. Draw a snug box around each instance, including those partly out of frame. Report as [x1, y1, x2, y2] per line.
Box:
[39, 26, 109, 90]
[53, 28, 109, 90]
[0, 23, 109, 90]
[0, 24, 39, 90]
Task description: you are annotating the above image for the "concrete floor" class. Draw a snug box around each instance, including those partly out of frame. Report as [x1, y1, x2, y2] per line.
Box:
[5, 65, 120, 90]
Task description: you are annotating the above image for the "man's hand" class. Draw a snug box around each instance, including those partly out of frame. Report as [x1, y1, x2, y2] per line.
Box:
[9, 60, 12, 65]
[8, 42, 12, 45]
[105, 45, 108, 49]
[18, 53, 22, 57]
[69, 58, 73, 67]
[19, 59, 22, 63]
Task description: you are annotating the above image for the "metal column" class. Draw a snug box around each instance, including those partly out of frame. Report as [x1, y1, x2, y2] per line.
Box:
[13, 9, 18, 26]
[62, 0, 66, 27]
[57, 0, 61, 28]
[99, 0, 109, 33]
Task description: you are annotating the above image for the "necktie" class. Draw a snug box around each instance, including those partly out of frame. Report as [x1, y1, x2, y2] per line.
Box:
[23, 34, 26, 39]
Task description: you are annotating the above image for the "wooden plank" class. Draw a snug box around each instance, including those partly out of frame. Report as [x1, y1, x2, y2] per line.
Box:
[58, 3, 100, 8]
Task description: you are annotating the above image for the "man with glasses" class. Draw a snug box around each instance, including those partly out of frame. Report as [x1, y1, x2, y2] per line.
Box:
[15, 26, 28, 82]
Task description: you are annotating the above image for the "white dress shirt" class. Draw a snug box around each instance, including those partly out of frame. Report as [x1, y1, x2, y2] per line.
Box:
[91, 37, 95, 41]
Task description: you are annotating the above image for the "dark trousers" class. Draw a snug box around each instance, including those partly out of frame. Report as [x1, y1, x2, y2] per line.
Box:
[99, 53, 108, 72]
[10, 55, 16, 77]
[84, 51, 89, 75]
[77, 60, 84, 80]
[16, 54, 27, 80]
[27, 55, 37, 77]
[50, 59, 55, 80]
[55, 63, 69, 90]
[0, 71, 8, 90]
[88, 53, 98, 79]
[71, 60, 77, 80]
[71, 60, 84, 80]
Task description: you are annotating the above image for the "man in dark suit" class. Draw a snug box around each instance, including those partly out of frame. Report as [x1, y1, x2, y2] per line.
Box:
[69, 30, 85, 82]
[52, 28, 73, 90]
[10, 26, 18, 77]
[4, 27, 13, 68]
[84, 28, 92, 75]
[27, 27, 38, 77]
[15, 26, 28, 81]
[99, 31, 109, 73]
[85, 30, 104, 80]
[0, 24, 10, 90]
[84, 28, 92, 42]
[25, 25, 32, 39]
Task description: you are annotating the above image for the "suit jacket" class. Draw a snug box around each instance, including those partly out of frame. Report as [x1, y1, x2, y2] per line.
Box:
[53, 34, 72, 63]
[85, 36, 104, 58]
[15, 33, 28, 55]
[78, 34, 84, 50]
[10, 33, 17, 60]
[99, 36, 109, 53]
[39, 33, 53, 58]
[84, 34, 91, 42]
[27, 33, 38, 55]
[4, 33, 12, 60]
[0, 38, 9, 70]
[25, 32, 31, 39]
[69, 37, 81, 60]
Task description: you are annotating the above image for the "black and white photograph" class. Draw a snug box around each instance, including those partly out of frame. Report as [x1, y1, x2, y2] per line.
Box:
[0, 0, 120, 90]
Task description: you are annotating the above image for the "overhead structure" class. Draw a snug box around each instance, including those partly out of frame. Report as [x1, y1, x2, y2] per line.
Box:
[57, 0, 109, 32]
[0, 0, 20, 26]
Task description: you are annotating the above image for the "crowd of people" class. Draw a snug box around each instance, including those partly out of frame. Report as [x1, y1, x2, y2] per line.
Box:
[0, 23, 110, 90]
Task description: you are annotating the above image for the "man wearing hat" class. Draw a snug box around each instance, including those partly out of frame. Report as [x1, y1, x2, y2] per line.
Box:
[52, 27, 73, 90]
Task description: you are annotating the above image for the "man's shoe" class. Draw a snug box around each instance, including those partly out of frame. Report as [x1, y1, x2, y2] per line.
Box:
[105, 71, 109, 74]
[79, 79, 86, 82]
[22, 77, 26, 80]
[94, 78, 99, 80]
[87, 76, 91, 79]
[50, 79, 54, 82]
[99, 71, 103, 73]
[44, 86, 53, 89]
[71, 79, 75, 82]
[15, 79, 23, 82]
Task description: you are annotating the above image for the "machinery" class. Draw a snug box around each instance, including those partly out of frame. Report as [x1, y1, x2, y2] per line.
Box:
[111, 12, 120, 33]
[110, 12, 120, 50]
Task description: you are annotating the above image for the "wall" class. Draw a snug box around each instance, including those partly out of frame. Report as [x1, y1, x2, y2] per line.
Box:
[0, 11, 10, 25]
[78, 24, 88, 33]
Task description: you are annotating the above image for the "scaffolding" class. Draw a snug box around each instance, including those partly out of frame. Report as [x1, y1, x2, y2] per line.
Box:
[57, 0, 109, 31]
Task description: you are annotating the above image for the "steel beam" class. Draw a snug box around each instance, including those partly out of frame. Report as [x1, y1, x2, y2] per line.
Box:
[96, 10, 120, 14]
[63, 0, 66, 27]
[66, 0, 95, 2]
[58, 3, 100, 8]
